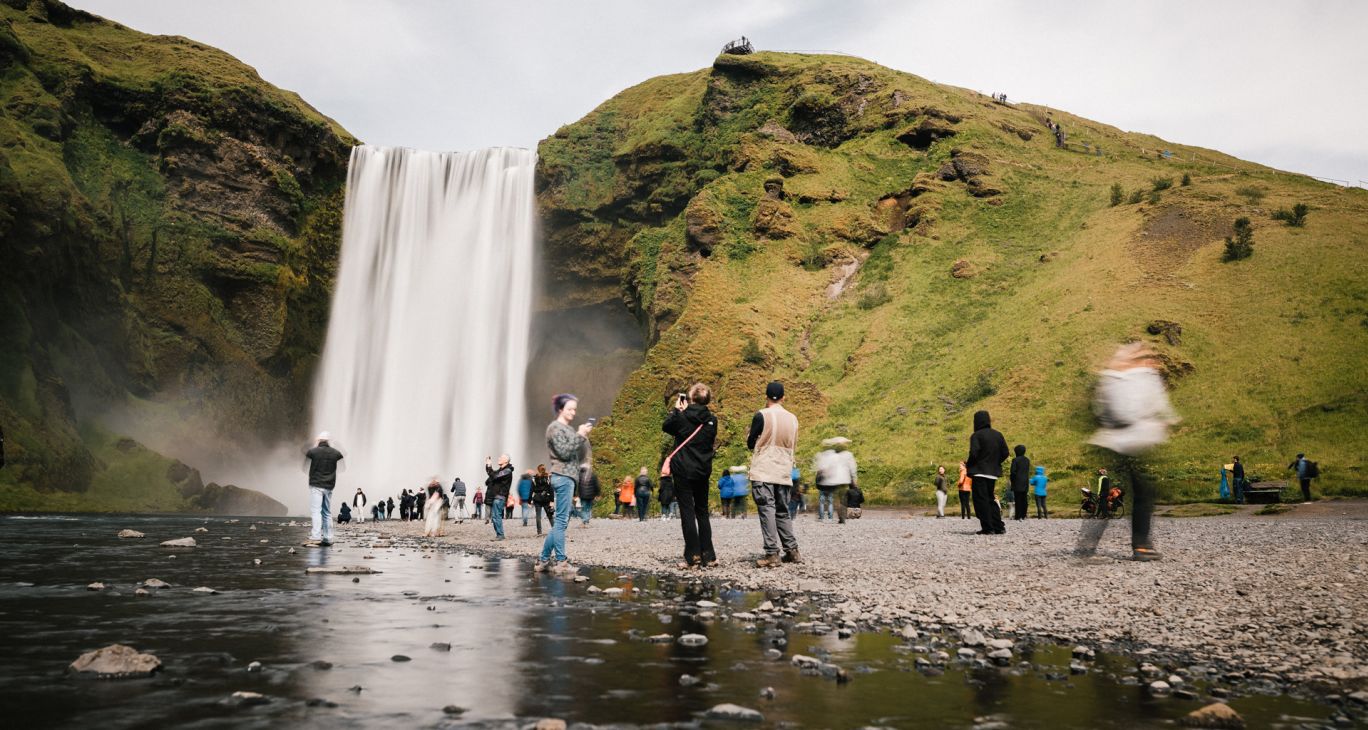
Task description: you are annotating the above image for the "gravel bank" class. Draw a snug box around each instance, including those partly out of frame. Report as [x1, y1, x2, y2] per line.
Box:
[363, 505, 1368, 690]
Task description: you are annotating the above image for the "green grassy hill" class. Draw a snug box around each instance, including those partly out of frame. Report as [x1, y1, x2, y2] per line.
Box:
[537, 51, 1368, 506]
[0, 0, 352, 512]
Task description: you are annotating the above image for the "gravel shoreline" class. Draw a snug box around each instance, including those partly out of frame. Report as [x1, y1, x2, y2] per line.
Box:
[362, 504, 1368, 692]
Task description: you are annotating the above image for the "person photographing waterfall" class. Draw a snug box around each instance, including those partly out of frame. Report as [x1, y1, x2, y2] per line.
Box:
[537, 393, 590, 572]
[303, 432, 344, 547]
[484, 454, 514, 541]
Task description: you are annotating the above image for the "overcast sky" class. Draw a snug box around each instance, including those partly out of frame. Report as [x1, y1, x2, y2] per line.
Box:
[75, 0, 1368, 186]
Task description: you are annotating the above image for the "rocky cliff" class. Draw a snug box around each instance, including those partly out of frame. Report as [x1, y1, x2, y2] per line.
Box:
[0, 0, 354, 512]
[538, 51, 1368, 501]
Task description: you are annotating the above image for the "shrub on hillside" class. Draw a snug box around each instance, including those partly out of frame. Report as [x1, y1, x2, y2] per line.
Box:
[740, 336, 766, 365]
[1151, 177, 1173, 191]
[1127, 189, 1144, 205]
[1272, 202, 1309, 227]
[1181, 173, 1191, 186]
[1222, 217, 1254, 261]
[856, 283, 892, 309]
[1109, 182, 1123, 207]
[1235, 185, 1265, 204]
[1147, 190, 1162, 204]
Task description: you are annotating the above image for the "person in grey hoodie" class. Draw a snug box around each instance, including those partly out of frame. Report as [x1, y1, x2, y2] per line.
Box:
[1009, 445, 1031, 521]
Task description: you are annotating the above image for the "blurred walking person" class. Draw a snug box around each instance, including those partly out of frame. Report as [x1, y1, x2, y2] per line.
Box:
[934, 466, 948, 518]
[577, 463, 600, 526]
[662, 383, 719, 569]
[517, 471, 534, 526]
[450, 477, 467, 522]
[531, 464, 555, 536]
[813, 437, 857, 524]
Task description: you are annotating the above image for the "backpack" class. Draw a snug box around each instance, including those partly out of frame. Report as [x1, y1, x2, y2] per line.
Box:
[1304, 460, 1320, 479]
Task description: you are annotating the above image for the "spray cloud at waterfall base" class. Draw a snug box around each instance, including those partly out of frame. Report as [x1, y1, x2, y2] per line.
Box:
[310, 146, 537, 498]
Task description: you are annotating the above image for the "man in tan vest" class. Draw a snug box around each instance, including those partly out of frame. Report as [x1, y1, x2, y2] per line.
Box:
[746, 381, 802, 567]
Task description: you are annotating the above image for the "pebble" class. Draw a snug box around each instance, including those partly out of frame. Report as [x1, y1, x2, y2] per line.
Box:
[704, 703, 764, 722]
[603, 587, 623, 596]
[391, 655, 411, 662]
[192, 587, 218, 594]
[679, 673, 701, 686]
[141, 578, 171, 589]
[117, 530, 144, 539]
[86, 582, 105, 591]
[247, 661, 262, 673]
[430, 642, 451, 651]
[678, 633, 708, 647]
[68, 644, 161, 678]
[159, 537, 196, 548]
[442, 705, 466, 715]
[134, 588, 150, 596]
[1150, 680, 1172, 694]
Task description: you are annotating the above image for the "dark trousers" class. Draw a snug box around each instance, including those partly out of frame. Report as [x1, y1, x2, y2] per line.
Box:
[674, 476, 715, 565]
[971, 477, 1004, 533]
[636, 496, 650, 521]
[1300, 478, 1312, 502]
[959, 491, 972, 518]
[533, 503, 553, 534]
[1078, 455, 1155, 553]
[1013, 491, 1028, 520]
[1034, 494, 1048, 518]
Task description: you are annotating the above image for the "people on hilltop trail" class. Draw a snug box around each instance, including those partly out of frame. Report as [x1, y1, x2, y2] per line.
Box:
[538, 393, 591, 572]
[662, 383, 719, 569]
[352, 488, 368, 523]
[450, 477, 467, 522]
[966, 410, 1009, 535]
[1287, 453, 1317, 503]
[303, 431, 344, 547]
[577, 464, 600, 526]
[1009, 445, 1031, 522]
[517, 471, 534, 527]
[747, 381, 802, 568]
[484, 454, 514, 541]
[531, 464, 555, 535]
[634, 467, 653, 521]
[934, 465, 948, 518]
[423, 479, 447, 537]
[1078, 342, 1181, 562]
[957, 462, 973, 519]
[1030, 466, 1049, 519]
[813, 437, 857, 524]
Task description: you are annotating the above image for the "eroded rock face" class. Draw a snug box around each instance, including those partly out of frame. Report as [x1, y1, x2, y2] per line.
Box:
[753, 198, 797, 239]
[69, 644, 162, 678]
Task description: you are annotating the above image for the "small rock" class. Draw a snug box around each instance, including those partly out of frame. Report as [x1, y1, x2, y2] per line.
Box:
[696, 600, 719, 608]
[679, 673, 701, 687]
[252, 559, 262, 566]
[957, 648, 977, 660]
[311, 660, 333, 670]
[759, 686, 775, 700]
[391, 655, 411, 662]
[1179, 702, 1245, 729]
[987, 638, 1014, 650]
[160, 537, 196, 548]
[791, 655, 821, 669]
[117, 530, 145, 539]
[442, 705, 466, 715]
[287, 548, 296, 554]
[988, 648, 1012, 665]
[704, 703, 764, 723]
[230, 691, 269, 705]
[837, 628, 853, 639]
[194, 527, 209, 533]
[678, 633, 708, 647]
[430, 642, 451, 651]
[602, 587, 624, 596]
[899, 625, 919, 641]
[586, 586, 602, 594]
[764, 649, 783, 661]
[960, 628, 985, 647]
[1150, 680, 1172, 694]
[756, 601, 774, 612]
[247, 661, 263, 673]
[1069, 661, 1088, 675]
[87, 582, 106, 591]
[192, 587, 218, 594]
[68, 644, 162, 678]
[573, 575, 589, 583]
[134, 588, 150, 596]
[647, 634, 673, 643]
[141, 578, 171, 589]
[534, 719, 567, 730]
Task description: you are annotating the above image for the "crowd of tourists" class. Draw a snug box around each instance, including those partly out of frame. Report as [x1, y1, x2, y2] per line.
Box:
[304, 343, 1319, 565]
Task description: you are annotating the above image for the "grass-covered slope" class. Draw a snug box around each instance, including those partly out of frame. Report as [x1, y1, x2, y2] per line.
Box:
[0, 0, 353, 512]
[537, 51, 1368, 505]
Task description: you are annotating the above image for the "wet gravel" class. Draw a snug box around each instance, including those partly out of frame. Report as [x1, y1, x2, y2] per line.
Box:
[371, 507, 1368, 692]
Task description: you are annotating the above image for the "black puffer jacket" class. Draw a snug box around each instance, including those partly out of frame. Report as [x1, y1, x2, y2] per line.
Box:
[484, 463, 514, 502]
[965, 410, 1009, 478]
[662, 403, 718, 482]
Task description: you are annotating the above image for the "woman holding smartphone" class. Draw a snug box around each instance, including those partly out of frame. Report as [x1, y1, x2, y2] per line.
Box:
[662, 384, 719, 569]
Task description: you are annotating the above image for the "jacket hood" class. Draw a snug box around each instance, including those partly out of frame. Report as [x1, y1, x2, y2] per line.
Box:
[1014, 444, 1026, 456]
[681, 402, 712, 425]
[1035, 466, 1045, 475]
[973, 410, 991, 431]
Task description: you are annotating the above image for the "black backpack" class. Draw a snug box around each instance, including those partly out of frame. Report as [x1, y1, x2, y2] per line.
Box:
[1304, 461, 1320, 479]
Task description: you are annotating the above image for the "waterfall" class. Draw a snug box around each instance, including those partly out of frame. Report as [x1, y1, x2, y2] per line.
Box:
[310, 145, 536, 494]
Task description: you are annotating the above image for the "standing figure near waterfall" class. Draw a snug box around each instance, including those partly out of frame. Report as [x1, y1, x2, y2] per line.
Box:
[485, 454, 514, 541]
[537, 393, 591, 572]
[303, 432, 344, 547]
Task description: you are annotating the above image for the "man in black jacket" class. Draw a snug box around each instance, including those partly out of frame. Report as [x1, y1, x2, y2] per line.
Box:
[966, 410, 1009, 534]
[662, 383, 719, 568]
[1009, 445, 1031, 521]
[484, 454, 514, 540]
[303, 432, 344, 546]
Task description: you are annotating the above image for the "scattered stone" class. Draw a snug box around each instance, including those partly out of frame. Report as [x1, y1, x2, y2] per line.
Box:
[988, 648, 1012, 665]
[960, 628, 985, 647]
[160, 537, 196, 548]
[1179, 702, 1245, 729]
[791, 655, 820, 669]
[1150, 680, 1172, 695]
[759, 686, 775, 700]
[573, 575, 589, 583]
[442, 705, 466, 715]
[837, 628, 853, 639]
[230, 691, 269, 705]
[87, 582, 106, 591]
[704, 703, 764, 723]
[69, 644, 162, 678]
[1072, 645, 1095, 660]
[247, 661, 262, 672]
[117, 530, 145, 539]
[304, 566, 380, 574]
[679, 673, 701, 687]
[987, 638, 1014, 651]
[764, 649, 783, 661]
[696, 600, 720, 608]
[647, 634, 673, 643]
[391, 655, 411, 662]
[311, 660, 333, 670]
[586, 586, 602, 594]
[957, 648, 978, 660]
[134, 588, 150, 596]
[192, 587, 218, 594]
[678, 634, 708, 647]
[430, 642, 451, 651]
[602, 587, 624, 596]
[252, 559, 262, 566]
[287, 548, 296, 554]
[194, 527, 209, 533]
[534, 720, 566, 730]
[1069, 661, 1089, 675]
[899, 625, 919, 641]
[756, 600, 775, 612]
[141, 578, 170, 589]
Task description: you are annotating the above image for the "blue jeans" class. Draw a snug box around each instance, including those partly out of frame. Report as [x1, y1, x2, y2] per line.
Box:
[541, 474, 575, 562]
[818, 490, 834, 520]
[578, 497, 594, 525]
[490, 498, 506, 538]
[521, 503, 531, 526]
[309, 487, 334, 541]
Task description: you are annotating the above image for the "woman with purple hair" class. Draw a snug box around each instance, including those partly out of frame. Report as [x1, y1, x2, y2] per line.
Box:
[537, 393, 591, 572]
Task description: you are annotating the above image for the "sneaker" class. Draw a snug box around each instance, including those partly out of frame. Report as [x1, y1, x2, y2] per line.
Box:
[319, 540, 333, 547]
[1132, 547, 1163, 562]
[534, 560, 548, 573]
[755, 555, 782, 568]
[781, 549, 803, 564]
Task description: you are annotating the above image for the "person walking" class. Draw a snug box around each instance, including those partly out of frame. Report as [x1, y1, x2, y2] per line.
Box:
[662, 383, 719, 569]
[729, 467, 750, 519]
[473, 488, 484, 521]
[934, 466, 948, 518]
[746, 381, 802, 567]
[412, 485, 425, 521]
[352, 488, 369, 523]
[423, 479, 447, 537]
[615, 475, 635, 517]
[1078, 342, 1181, 562]
[303, 432, 343, 547]
[813, 437, 857, 524]
[1009, 445, 1031, 521]
[658, 476, 676, 519]
[531, 464, 555, 536]
[966, 410, 1009, 535]
[450, 477, 467, 522]
[386, 497, 395, 520]
[517, 471, 534, 526]
[634, 467, 653, 521]
[577, 463, 600, 526]
[484, 454, 514, 541]
[399, 490, 412, 521]
[787, 467, 803, 518]
[717, 470, 734, 518]
[1231, 456, 1246, 504]
[1030, 466, 1048, 518]
[538, 393, 591, 572]
[1287, 453, 1316, 503]
[957, 462, 973, 519]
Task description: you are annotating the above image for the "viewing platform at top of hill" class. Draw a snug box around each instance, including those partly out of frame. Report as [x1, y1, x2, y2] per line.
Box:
[722, 37, 754, 55]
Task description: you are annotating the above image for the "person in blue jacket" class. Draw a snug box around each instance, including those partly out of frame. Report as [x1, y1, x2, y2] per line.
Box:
[1029, 466, 1048, 519]
[717, 471, 734, 518]
[517, 471, 534, 526]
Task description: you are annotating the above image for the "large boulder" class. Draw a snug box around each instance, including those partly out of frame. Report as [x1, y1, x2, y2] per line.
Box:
[69, 644, 162, 678]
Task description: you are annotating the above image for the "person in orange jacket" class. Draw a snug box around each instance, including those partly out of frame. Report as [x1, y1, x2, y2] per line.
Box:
[957, 462, 973, 519]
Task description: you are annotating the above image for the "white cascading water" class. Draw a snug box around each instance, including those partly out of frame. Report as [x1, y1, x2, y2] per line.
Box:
[310, 145, 536, 494]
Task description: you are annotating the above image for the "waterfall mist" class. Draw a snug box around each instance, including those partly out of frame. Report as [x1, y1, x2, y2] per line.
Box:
[310, 145, 536, 494]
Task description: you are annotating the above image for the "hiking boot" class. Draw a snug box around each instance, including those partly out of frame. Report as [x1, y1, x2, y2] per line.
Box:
[533, 560, 548, 573]
[755, 554, 782, 568]
[782, 549, 803, 564]
[1132, 547, 1163, 562]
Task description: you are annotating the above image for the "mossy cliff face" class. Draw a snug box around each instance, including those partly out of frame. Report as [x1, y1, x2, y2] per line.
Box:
[0, 0, 354, 511]
[538, 52, 1368, 503]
